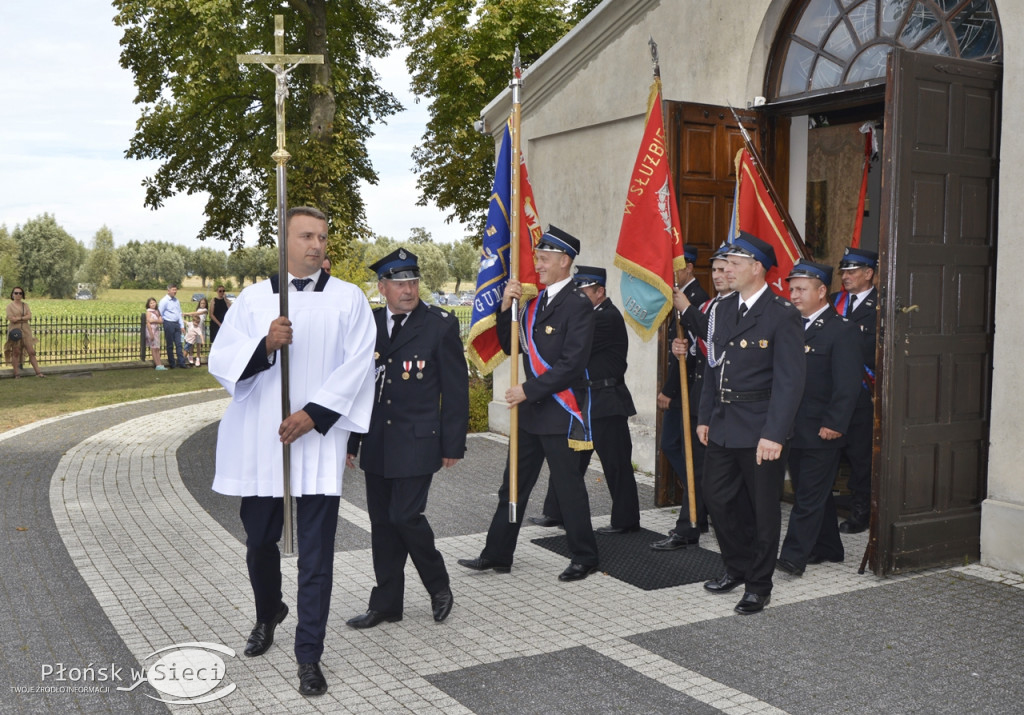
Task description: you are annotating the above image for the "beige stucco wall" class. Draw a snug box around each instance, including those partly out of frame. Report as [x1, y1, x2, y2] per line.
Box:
[484, 0, 783, 472]
[984, 4, 1024, 573]
[481, 0, 1024, 575]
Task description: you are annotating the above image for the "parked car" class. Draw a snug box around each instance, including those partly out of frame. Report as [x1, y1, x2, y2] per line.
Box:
[76, 289, 93, 300]
[192, 292, 205, 302]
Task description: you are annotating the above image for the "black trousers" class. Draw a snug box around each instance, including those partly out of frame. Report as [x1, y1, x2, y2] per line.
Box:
[541, 415, 640, 529]
[839, 401, 874, 510]
[482, 431, 599, 568]
[240, 494, 339, 664]
[780, 447, 845, 566]
[662, 406, 708, 532]
[702, 441, 786, 596]
[364, 472, 448, 614]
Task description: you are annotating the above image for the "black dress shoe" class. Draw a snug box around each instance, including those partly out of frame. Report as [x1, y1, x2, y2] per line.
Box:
[650, 532, 699, 551]
[431, 588, 454, 622]
[297, 662, 327, 697]
[839, 518, 868, 534]
[776, 557, 805, 576]
[528, 515, 563, 528]
[734, 592, 770, 615]
[346, 610, 403, 629]
[457, 557, 511, 573]
[808, 553, 845, 565]
[558, 563, 599, 581]
[703, 573, 744, 593]
[595, 524, 640, 534]
[244, 603, 288, 657]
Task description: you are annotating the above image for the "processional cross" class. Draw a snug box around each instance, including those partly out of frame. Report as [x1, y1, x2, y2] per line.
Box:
[237, 16, 323, 556]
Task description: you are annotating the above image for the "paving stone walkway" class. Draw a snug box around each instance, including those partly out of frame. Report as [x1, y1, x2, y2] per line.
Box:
[3, 393, 1024, 714]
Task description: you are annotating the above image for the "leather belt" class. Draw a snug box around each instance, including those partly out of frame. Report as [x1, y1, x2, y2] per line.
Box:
[718, 388, 771, 403]
[586, 377, 620, 389]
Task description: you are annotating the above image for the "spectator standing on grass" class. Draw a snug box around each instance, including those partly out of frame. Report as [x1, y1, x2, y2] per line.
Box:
[184, 297, 210, 364]
[144, 298, 167, 370]
[4, 287, 45, 378]
[158, 284, 188, 369]
[210, 286, 229, 343]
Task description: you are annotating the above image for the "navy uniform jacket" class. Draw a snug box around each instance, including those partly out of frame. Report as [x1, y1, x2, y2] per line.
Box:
[497, 285, 595, 435]
[349, 301, 468, 477]
[698, 289, 806, 447]
[790, 307, 862, 450]
[661, 280, 711, 414]
[586, 298, 636, 419]
[831, 286, 878, 410]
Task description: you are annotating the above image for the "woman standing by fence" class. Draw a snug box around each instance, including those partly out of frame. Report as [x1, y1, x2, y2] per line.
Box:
[4, 287, 45, 378]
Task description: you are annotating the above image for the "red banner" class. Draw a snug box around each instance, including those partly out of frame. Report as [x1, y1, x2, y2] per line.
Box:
[613, 79, 686, 341]
[734, 148, 803, 296]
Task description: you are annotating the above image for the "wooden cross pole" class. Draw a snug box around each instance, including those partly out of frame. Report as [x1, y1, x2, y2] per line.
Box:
[237, 15, 323, 557]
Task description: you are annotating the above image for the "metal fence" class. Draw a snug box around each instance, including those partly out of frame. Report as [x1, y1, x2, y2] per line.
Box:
[3, 309, 474, 367]
[2, 314, 149, 365]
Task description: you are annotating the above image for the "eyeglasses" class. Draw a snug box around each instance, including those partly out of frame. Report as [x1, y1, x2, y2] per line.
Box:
[217, 290, 225, 293]
[12, 291, 23, 295]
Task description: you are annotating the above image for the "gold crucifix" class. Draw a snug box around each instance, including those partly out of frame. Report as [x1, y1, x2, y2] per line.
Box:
[237, 15, 324, 167]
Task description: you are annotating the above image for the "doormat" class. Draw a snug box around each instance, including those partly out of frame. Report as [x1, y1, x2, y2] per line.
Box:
[531, 528, 725, 591]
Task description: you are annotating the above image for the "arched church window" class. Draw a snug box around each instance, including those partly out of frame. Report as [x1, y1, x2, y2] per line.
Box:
[770, 0, 1001, 100]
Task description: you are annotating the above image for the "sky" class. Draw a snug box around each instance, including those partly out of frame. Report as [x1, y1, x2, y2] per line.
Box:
[0, 3, 472, 252]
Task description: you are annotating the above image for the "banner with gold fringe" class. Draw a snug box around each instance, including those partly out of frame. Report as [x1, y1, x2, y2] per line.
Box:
[613, 78, 686, 342]
[467, 121, 543, 373]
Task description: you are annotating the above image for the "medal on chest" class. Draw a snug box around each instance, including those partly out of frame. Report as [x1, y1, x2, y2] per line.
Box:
[416, 360, 425, 379]
[402, 360, 412, 380]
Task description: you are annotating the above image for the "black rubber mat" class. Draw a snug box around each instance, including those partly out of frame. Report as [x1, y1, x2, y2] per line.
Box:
[531, 528, 725, 590]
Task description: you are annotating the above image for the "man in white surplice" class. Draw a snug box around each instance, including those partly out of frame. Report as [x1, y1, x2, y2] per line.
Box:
[208, 206, 375, 698]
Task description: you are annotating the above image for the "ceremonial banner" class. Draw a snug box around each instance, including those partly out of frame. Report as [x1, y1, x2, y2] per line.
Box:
[613, 79, 686, 341]
[734, 147, 803, 297]
[467, 123, 544, 374]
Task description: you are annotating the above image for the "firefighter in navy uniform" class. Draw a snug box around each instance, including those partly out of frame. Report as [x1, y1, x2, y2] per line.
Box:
[777, 260, 862, 576]
[697, 232, 805, 615]
[652, 244, 734, 550]
[830, 247, 879, 534]
[346, 248, 468, 628]
[531, 265, 641, 533]
[459, 226, 601, 581]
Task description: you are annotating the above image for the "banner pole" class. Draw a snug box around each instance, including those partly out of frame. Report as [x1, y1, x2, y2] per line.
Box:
[508, 47, 523, 524]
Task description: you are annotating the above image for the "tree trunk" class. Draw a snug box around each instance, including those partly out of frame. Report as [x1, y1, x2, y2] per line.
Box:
[304, 0, 334, 142]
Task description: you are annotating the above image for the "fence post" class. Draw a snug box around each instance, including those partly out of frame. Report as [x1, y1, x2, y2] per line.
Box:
[140, 313, 147, 362]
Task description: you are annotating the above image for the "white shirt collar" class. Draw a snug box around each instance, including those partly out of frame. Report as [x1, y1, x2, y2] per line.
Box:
[803, 304, 830, 328]
[287, 270, 322, 291]
[542, 275, 573, 301]
[739, 283, 769, 312]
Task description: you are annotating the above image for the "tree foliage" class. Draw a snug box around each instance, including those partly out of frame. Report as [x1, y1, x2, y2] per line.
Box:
[82, 226, 120, 295]
[114, 0, 402, 248]
[446, 237, 478, 293]
[394, 0, 602, 237]
[114, 240, 194, 289]
[0, 225, 18, 294]
[13, 214, 83, 299]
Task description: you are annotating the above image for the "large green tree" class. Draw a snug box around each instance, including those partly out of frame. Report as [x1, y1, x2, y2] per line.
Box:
[13, 214, 83, 298]
[394, 0, 602, 236]
[191, 247, 229, 288]
[446, 236, 478, 294]
[114, 0, 401, 248]
[82, 226, 120, 294]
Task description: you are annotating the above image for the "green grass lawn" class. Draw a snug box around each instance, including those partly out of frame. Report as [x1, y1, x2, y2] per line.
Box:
[0, 366, 221, 433]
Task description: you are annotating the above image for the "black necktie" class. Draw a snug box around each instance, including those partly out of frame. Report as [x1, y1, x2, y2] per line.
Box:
[539, 291, 548, 312]
[848, 295, 858, 315]
[391, 313, 405, 342]
[291, 277, 313, 292]
[737, 303, 748, 324]
[804, 317, 811, 330]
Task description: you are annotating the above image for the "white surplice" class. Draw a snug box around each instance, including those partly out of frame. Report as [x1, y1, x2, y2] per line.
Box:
[209, 277, 376, 497]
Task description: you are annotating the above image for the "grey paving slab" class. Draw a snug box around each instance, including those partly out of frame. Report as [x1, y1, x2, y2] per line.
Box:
[426, 645, 721, 715]
[628, 571, 1024, 714]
